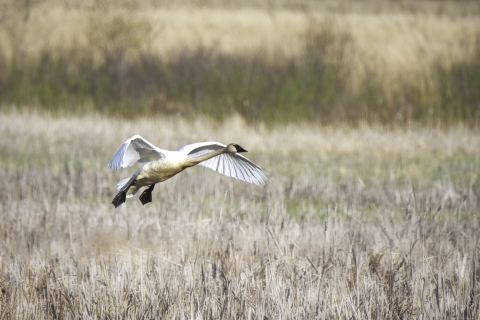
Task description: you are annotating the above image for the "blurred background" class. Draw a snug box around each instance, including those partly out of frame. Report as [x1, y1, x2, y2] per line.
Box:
[1, 0, 479, 125]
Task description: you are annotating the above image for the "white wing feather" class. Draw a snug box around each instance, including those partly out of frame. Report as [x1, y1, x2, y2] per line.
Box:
[108, 135, 165, 170]
[177, 142, 269, 186]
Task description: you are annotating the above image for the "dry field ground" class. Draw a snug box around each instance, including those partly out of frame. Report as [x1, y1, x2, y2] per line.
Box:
[1, 1, 480, 318]
[0, 112, 479, 318]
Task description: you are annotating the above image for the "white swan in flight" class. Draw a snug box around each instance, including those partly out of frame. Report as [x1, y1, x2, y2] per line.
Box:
[108, 135, 269, 208]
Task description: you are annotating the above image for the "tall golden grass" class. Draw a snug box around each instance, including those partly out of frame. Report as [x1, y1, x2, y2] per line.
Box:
[1, 2, 479, 317]
[1, 0, 480, 125]
[0, 111, 479, 318]
[4, 1, 479, 78]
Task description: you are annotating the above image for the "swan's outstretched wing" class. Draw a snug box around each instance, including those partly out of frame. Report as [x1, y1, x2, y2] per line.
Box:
[108, 135, 165, 170]
[177, 142, 269, 186]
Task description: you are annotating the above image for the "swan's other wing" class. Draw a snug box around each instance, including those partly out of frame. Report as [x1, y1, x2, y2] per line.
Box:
[108, 135, 165, 170]
[177, 142, 269, 186]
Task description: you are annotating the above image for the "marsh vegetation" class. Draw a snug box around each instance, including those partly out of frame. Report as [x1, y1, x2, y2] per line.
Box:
[0, 113, 479, 318]
[0, 0, 480, 125]
[0, 0, 479, 318]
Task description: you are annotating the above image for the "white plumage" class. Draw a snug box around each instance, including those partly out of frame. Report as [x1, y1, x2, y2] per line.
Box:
[108, 135, 165, 170]
[108, 135, 268, 207]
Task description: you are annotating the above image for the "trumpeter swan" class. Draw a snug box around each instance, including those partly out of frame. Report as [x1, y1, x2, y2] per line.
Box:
[108, 135, 269, 208]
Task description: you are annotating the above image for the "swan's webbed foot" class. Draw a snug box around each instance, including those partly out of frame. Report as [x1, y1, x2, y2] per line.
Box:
[139, 184, 155, 205]
[112, 191, 127, 208]
[112, 179, 136, 208]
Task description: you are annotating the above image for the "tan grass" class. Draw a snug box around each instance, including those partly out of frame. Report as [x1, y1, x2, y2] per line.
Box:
[1, 111, 478, 163]
[0, 112, 479, 317]
[1, 1, 479, 86]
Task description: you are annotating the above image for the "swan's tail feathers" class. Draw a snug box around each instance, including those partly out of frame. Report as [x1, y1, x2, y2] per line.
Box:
[117, 177, 134, 192]
[112, 178, 137, 208]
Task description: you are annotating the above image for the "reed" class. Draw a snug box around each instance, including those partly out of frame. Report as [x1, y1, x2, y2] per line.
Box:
[0, 112, 479, 318]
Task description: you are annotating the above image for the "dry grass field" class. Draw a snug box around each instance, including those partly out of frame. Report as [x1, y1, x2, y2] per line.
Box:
[1, 1, 480, 318]
[0, 111, 479, 318]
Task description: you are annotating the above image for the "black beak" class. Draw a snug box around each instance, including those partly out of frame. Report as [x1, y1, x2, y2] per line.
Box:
[236, 145, 248, 153]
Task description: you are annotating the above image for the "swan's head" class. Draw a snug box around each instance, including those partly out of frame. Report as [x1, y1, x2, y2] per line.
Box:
[227, 143, 248, 153]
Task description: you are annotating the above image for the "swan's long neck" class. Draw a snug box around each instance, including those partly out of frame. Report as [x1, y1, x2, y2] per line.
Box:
[185, 147, 228, 167]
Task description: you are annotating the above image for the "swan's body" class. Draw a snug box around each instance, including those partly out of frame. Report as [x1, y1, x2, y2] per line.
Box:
[108, 135, 268, 207]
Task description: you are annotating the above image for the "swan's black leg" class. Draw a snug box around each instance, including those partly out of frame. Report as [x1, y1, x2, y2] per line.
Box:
[139, 184, 156, 205]
[112, 179, 137, 208]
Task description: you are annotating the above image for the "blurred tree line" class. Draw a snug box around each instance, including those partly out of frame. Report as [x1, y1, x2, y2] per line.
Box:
[0, 0, 479, 126]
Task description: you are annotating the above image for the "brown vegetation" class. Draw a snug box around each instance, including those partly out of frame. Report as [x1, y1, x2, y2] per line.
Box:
[0, 112, 479, 318]
[0, 3, 479, 317]
[0, 1, 480, 125]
